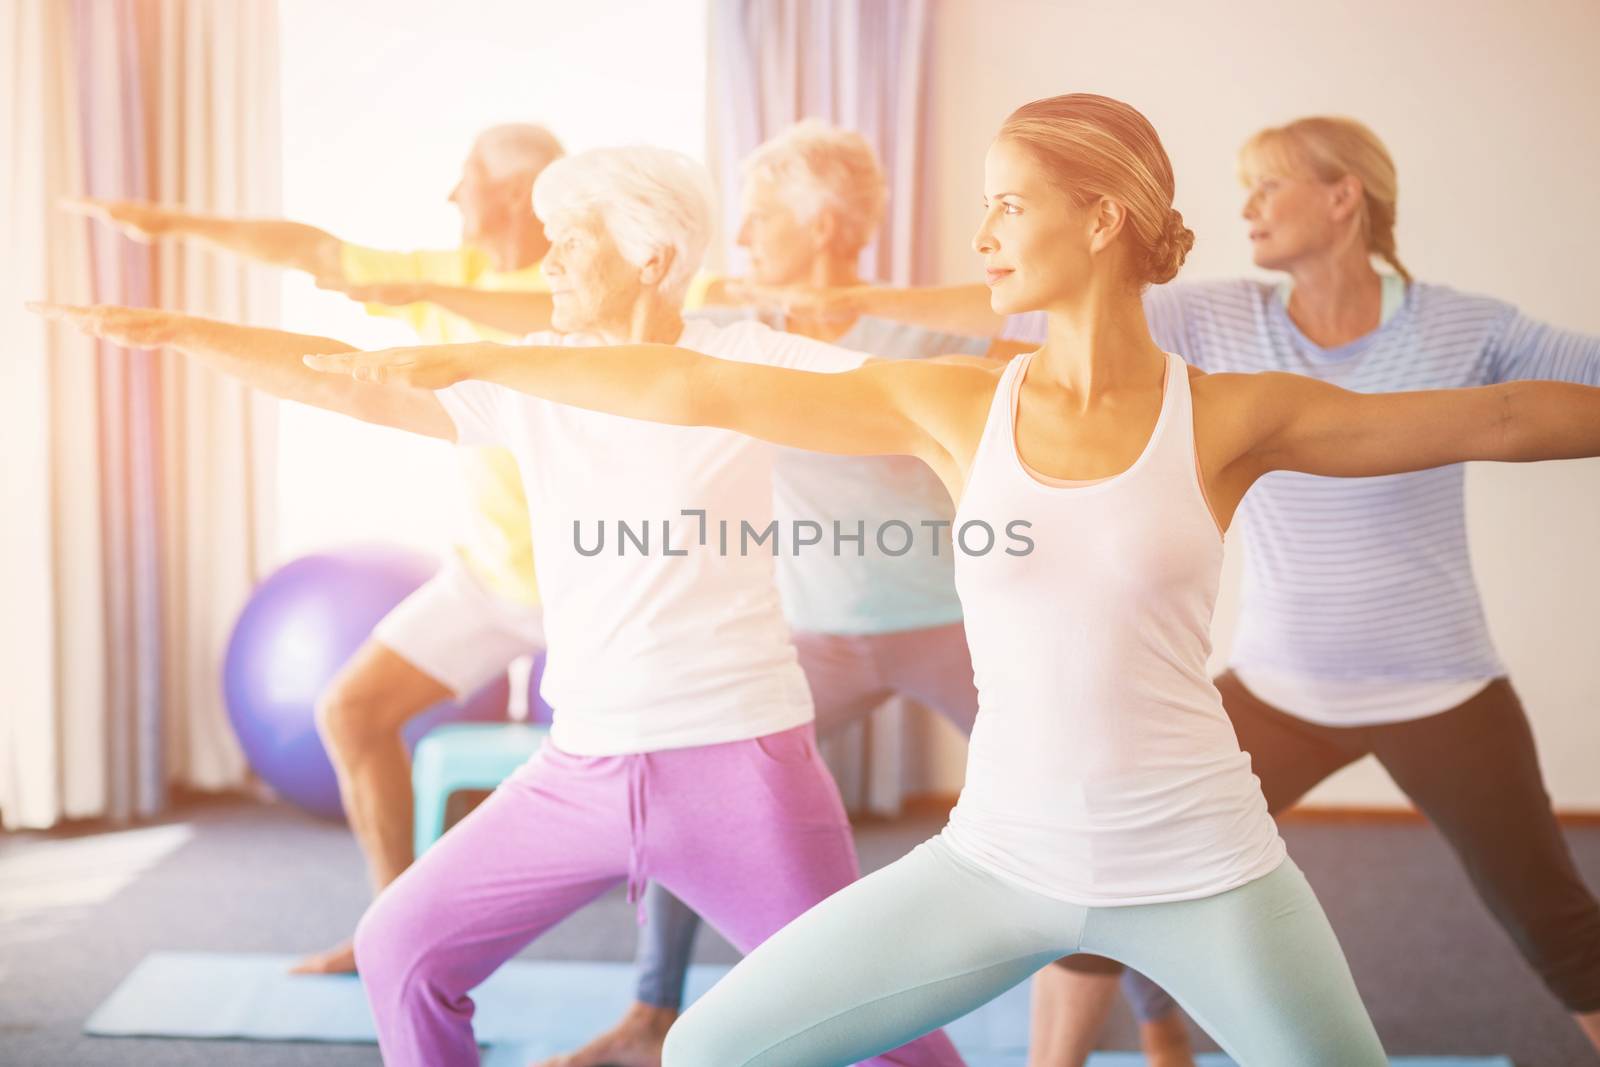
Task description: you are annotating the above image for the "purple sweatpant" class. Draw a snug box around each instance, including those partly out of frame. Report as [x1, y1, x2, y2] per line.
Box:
[796, 621, 980, 737]
[353, 722, 966, 1067]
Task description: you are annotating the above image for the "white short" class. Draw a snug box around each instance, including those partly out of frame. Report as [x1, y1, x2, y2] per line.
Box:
[371, 557, 545, 696]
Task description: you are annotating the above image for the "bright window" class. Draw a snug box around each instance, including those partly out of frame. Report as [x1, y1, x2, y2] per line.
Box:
[273, 0, 710, 564]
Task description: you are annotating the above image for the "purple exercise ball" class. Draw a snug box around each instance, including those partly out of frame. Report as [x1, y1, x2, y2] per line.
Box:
[223, 545, 545, 821]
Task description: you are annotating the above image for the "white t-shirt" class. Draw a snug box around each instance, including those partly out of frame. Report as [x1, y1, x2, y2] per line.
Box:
[436, 318, 869, 755]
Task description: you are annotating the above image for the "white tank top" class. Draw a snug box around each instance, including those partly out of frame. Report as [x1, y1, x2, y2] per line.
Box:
[942, 350, 1286, 905]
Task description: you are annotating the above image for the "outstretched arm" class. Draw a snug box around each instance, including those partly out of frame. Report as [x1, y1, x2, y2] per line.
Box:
[1238, 371, 1600, 478]
[28, 303, 454, 439]
[730, 281, 1007, 338]
[315, 279, 555, 337]
[304, 339, 996, 492]
[62, 199, 345, 279]
[1487, 309, 1600, 387]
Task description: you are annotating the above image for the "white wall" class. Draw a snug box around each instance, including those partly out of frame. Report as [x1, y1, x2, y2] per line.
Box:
[273, 0, 709, 562]
[919, 0, 1600, 809]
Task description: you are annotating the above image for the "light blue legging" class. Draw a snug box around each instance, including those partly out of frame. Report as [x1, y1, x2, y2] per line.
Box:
[663, 837, 1387, 1067]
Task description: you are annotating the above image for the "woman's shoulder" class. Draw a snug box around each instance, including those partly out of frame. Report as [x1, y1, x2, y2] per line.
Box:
[1186, 365, 1303, 408]
[1404, 280, 1514, 321]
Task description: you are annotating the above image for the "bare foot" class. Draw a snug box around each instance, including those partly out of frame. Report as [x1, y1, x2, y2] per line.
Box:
[1577, 1008, 1600, 1056]
[1139, 1011, 1196, 1067]
[290, 939, 357, 975]
[533, 1001, 678, 1067]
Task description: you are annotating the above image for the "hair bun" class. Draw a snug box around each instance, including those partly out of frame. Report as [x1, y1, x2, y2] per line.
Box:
[1144, 208, 1195, 285]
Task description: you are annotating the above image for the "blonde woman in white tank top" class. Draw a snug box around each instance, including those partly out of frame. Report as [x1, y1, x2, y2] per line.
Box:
[264, 94, 1600, 1066]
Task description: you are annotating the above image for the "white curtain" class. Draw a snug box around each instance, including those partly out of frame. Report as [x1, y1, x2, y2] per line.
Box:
[708, 0, 937, 815]
[0, 0, 281, 830]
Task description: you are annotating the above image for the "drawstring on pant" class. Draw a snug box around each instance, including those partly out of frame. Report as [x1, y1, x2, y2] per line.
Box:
[626, 754, 648, 925]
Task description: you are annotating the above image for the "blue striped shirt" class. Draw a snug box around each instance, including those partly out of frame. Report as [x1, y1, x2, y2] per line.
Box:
[1004, 280, 1600, 687]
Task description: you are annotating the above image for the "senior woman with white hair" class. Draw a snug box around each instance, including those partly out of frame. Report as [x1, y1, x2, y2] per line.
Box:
[275, 122, 1003, 1067]
[30, 145, 967, 1067]
[537, 118, 1011, 1067]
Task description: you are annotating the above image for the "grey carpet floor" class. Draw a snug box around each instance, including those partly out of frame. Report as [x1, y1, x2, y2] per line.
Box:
[1, 793, 1597, 1066]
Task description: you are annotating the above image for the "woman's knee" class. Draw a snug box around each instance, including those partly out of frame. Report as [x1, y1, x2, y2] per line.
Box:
[314, 684, 382, 756]
[314, 677, 415, 759]
[351, 893, 402, 984]
[353, 887, 447, 999]
[314, 645, 448, 757]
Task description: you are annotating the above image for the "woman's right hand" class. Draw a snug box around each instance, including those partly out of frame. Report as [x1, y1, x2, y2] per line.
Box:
[26, 301, 181, 348]
[60, 198, 178, 241]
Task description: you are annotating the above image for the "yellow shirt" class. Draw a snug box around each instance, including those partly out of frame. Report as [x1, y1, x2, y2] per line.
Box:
[339, 243, 546, 606]
[681, 271, 721, 313]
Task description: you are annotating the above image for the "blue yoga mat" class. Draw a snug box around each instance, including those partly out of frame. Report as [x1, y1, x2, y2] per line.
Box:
[86, 951, 1512, 1066]
[85, 952, 730, 1048]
